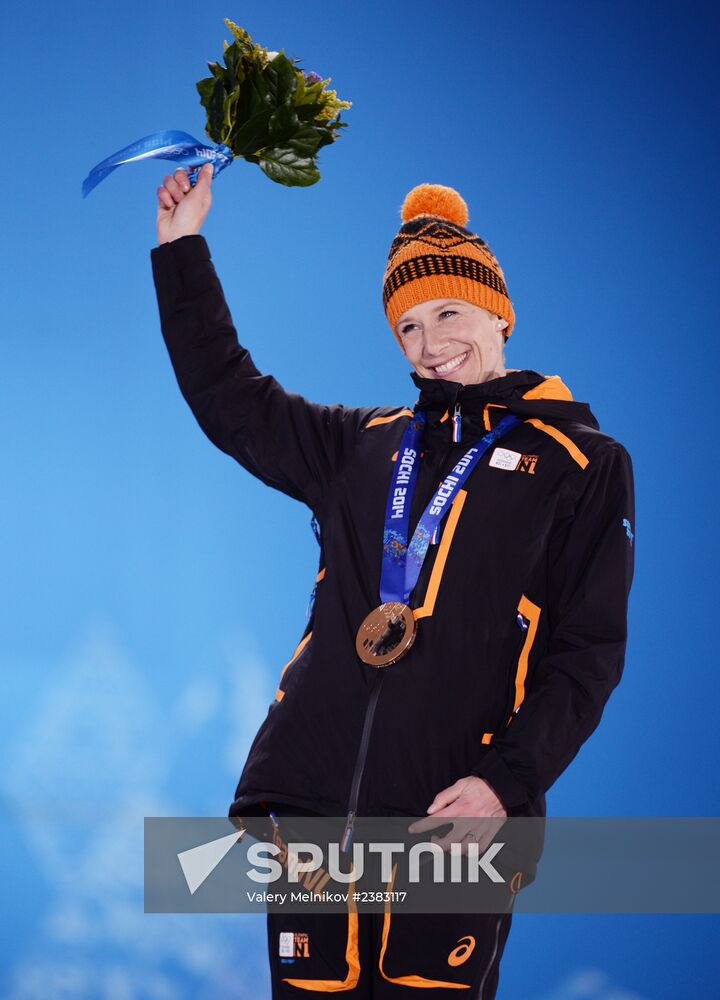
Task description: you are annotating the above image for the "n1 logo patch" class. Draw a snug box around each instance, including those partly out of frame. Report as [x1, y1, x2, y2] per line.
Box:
[279, 931, 310, 960]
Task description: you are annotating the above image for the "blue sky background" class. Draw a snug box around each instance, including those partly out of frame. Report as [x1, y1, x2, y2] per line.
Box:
[2, 0, 719, 996]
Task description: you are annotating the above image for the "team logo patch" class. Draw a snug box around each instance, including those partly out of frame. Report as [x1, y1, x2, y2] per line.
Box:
[489, 448, 538, 474]
[489, 447, 521, 471]
[279, 931, 310, 959]
[448, 935, 476, 966]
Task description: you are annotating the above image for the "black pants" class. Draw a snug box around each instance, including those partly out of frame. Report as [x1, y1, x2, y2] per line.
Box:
[262, 804, 514, 998]
[268, 906, 513, 997]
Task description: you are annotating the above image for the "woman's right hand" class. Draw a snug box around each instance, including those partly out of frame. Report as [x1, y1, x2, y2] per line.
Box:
[156, 163, 213, 245]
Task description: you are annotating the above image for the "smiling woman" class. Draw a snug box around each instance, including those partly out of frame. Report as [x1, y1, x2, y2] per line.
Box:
[382, 184, 515, 386]
[396, 298, 509, 384]
[150, 171, 634, 998]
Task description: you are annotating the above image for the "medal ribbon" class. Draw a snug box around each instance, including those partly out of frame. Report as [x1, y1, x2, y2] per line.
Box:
[82, 130, 233, 198]
[379, 411, 522, 604]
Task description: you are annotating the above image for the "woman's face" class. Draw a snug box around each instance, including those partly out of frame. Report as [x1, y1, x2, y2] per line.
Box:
[396, 298, 507, 385]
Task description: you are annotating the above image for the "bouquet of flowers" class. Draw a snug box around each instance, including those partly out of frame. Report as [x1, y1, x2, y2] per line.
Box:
[82, 19, 351, 196]
[197, 19, 351, 186]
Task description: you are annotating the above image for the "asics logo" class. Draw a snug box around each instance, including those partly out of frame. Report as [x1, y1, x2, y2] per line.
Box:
[447, 935, 476, 966]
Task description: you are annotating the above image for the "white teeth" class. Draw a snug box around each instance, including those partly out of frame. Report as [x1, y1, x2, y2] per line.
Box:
[433, 352, 468, 375]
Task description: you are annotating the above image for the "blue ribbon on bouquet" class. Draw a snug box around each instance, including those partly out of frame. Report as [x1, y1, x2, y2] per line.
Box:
[81, 130, 234, 198]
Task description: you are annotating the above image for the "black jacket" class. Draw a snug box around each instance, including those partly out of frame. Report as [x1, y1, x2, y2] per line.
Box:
[151, 235, 635, 825]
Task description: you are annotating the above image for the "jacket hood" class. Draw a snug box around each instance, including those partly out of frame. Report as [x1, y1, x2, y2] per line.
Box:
[410, 368, 600, 430]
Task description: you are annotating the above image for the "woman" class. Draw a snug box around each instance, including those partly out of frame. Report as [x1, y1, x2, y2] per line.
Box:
[151, 164, 635, 997]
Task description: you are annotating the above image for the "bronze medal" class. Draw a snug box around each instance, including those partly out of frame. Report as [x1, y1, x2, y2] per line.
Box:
[355, 602, 417, 667]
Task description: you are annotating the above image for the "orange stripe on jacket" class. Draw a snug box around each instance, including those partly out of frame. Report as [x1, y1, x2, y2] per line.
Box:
[365, 408, 414, 428]
[414, 490, 467, 620]
[522, 375, 574, 401]
[512, 595, 541, 712]
[275, 631, 313, 701]
[282, 893, 360, 991]
[524, 418, 589, 469]
[378, 865, 471, 988]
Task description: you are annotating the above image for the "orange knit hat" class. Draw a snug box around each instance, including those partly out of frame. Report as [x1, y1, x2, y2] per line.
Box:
[382, 183, 515, 345]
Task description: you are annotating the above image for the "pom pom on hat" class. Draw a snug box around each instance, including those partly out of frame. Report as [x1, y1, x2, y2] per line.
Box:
[400, 183, 469, 227]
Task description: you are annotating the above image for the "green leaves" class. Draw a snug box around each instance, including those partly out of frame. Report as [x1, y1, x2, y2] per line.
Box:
[263, 53, 299, 108]
[259, 147, 320, 187]
[195, 18, 351, 187]
[197, 76, 225, 142]
[228, 109, 273, 155]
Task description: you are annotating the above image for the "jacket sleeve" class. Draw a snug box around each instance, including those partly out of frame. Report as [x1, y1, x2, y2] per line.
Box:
[150, 234, 380, 510]
[470, 440, 636, 809]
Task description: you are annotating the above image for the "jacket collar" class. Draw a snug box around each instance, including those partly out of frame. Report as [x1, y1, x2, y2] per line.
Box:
[410, 368, 552, 416]
[408, 368, 600, 433]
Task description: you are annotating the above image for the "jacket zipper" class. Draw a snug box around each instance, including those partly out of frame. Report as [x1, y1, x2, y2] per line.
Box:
[341, 397, 463, 850]
[452, 400, 462, 442]
[505, 610, 529, 725]
[417, 394, 462, 568]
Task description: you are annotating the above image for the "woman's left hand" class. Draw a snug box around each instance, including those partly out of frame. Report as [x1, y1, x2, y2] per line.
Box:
[426, 775, 507, 819]
[407, 776, 507, 853]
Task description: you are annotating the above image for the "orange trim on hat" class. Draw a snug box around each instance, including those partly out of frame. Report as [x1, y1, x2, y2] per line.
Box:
[387, 275, 515, 347]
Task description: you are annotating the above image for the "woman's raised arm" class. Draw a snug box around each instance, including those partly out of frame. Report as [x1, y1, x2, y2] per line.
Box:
[151, 168, 383, 511]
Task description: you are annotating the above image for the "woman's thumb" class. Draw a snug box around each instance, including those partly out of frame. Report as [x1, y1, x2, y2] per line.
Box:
[427, 778, 467, 814]
[428, 788, 454, 813]
[195, 163, 214, 188]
